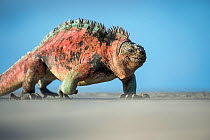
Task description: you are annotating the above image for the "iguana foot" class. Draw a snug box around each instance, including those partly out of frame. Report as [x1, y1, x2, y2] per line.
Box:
[10, 93, 42, 100]
[139, 93, 150, 99]
[10, 93, 21, 100]
[131, 94, 150, 99]
[40, 88, 59, 98]
[20, 93, 43, 100]
[58, 91, 71, 99]
[58, 86, 77, 99]
[120, 94, 132, 100]
[120, 94, 127, 99]
[20, 93, 31, 100]
[120, 93, 150, 100]
[120, 94, 134, 100]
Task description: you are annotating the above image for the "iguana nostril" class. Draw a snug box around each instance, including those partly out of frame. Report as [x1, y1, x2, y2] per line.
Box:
[140, 51, 145, 55]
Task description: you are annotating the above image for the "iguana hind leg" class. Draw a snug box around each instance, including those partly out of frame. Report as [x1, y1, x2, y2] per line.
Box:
[20, 60, 47, 99]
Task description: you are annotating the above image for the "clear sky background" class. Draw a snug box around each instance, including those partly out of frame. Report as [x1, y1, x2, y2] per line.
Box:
[0, 0, 210, 93]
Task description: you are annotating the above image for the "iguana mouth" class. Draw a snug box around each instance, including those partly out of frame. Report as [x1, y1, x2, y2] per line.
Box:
[132, 57, 146, 61]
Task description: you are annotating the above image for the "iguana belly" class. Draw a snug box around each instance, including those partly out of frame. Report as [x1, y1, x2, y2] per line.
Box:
[78, 73, 116, 86]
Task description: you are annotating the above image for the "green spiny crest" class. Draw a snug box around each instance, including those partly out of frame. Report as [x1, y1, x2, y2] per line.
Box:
[106, 25, 130, 40]
[39, 18, 107, 46]
[32, 19, 129, 53]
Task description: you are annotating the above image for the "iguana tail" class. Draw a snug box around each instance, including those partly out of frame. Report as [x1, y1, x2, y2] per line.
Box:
[0, 61, 25, 96]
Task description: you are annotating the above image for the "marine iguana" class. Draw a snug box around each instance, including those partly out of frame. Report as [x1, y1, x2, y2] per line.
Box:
[0, 18, 147, 100]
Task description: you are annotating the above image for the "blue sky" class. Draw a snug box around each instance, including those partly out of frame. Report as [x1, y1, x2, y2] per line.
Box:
[0, 0, 210, 93]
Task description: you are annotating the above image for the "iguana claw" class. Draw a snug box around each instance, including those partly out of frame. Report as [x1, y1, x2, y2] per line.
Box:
[10, 93, 21, 100]
[40, 88, 59, 98]
[10, 93, 42, 100]
[58, 86, 77, 99]
[120, 93, 150, 100]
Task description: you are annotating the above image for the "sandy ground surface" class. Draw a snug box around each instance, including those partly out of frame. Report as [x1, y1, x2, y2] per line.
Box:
[0, 93, 210, 140]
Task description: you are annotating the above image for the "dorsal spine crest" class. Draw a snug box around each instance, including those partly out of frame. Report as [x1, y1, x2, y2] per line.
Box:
[32, 18, 130, 53]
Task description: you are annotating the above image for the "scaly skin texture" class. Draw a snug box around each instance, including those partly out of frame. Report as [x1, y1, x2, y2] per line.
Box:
[0, 18, 146, 99]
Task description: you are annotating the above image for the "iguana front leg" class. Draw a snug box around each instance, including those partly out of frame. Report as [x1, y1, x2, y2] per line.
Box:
[59, 64, 90, 98]
[120, 74, 136, 99]
[120, 74, 149, 99]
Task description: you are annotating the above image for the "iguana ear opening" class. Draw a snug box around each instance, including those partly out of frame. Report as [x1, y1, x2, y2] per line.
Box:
[116, 41, 132, 55]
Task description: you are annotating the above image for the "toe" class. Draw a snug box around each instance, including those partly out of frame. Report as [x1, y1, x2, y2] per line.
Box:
[10, 93, 21, 100]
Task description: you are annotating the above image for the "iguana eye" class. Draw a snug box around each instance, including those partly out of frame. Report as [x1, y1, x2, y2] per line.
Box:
[128, 48, 135, 53]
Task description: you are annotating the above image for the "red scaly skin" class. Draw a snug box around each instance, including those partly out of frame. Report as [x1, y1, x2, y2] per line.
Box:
[38, 28, 129, 81]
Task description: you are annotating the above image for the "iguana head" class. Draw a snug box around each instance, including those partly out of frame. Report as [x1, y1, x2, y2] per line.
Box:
[105, 26, 146, 79]
[111, 41, 146, 79]
[119, 41, 146, 65]
[106, 26, 146, 65]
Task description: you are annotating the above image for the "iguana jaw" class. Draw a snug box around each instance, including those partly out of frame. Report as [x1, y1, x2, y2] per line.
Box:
[130, 54, 146, 63]
[131, 57, 146, 61]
